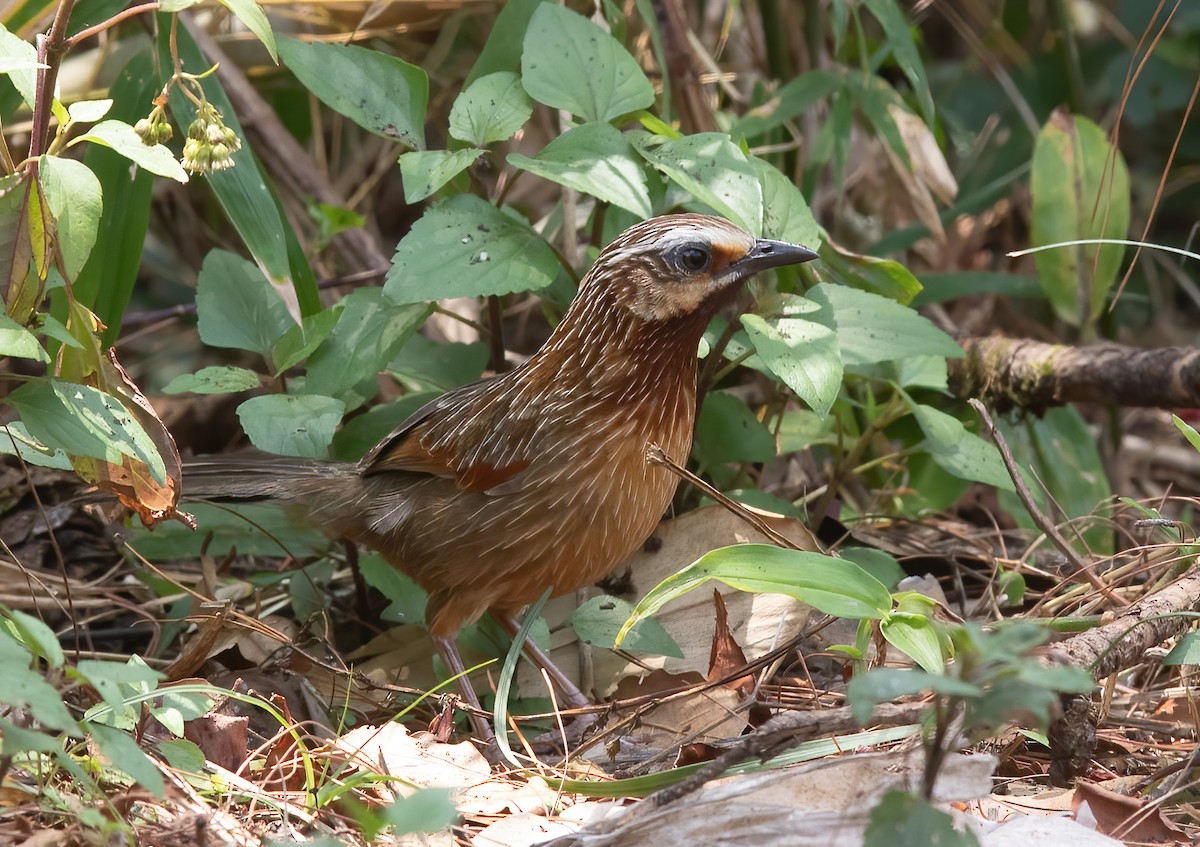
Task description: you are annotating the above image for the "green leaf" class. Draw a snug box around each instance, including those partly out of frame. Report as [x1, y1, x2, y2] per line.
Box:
[1174, 415, 1200, 454]
[38, 155, 102, 279]
[332, 392, 436, 461]
[74, 120, 188, 182]
[272, 308, 340, 372]
[0, 313, 48, 361]
[8, 379, 167, 485]
[386, 195, 559, 303]
[0, 23, 40, 107]
[277, 36, 427, 148]
[89, 723, 165, 798]
[379, 787, 458, 838]
[67, 98, 112, 123]
[449, 71, 533, 146]
[156, 739, 206, 774]
[742, 311, 842, 418]
[0, 421, 71, 469]
[195, 250, 296, 357]
[880, 615, 944, 674]
[360, 552, 427, 625]
[0, 630, 79, 732]
[388, 335, 489, 392]
[129, 502, 329, 559]
[908, 402, 1013, 491]
[4, 608, 65, 668]
[862, 0, 934, 124]
[570, 595, 682, 657]
[75, 48, 158, 345]
[398, 149, 483, 203]
[911, 272, 1042, 307]
[508, 122, 652, 218]
[305, 289, 429, 406]
[162, 366, 261, 395]
[753, 157, 820, 248]
[846, 667, 980, 724]
[218, 0, 277, 61]
[806, 283, 962, 366]
[464, 0, 543, 85]
[521, 3, 654, 123]
[731, 70, 841, 140]
[1030, 111, 1130, 326]
[816, 243, 922, 304]
[840, 547, 905, 590]
[237, 394, 345, 457]
[693, 391, 777, 466]
[633, 132, 762, 234]
[865, 791, 979, 847]
[1163, 631, 1200, 666]
[75, 658, 162, 712]
[617, 544, 892, 646]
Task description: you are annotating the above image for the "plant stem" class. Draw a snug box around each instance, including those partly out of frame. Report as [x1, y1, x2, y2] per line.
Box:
[1048, 0, 1086, 115]
[65, 1, 160, 48]
[27, 0, 80, 162]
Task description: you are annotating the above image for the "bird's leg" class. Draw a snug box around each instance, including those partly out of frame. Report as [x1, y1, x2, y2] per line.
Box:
[495, 613, 590, 710]
[431, 633, 495, 742]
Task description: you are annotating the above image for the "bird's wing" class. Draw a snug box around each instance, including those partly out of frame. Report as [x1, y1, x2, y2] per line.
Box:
[358, 378, 532, 494]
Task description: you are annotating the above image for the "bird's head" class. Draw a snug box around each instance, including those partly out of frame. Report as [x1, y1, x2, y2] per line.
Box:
[581, 214, 819, 323]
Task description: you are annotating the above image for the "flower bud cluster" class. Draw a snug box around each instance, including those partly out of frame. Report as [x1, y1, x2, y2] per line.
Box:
[181, 102, 242, 174]
[133, 104, 173, 146]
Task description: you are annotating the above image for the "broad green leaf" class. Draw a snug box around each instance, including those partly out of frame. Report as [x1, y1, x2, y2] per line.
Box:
[865, 791, 978, 847]
[162, 366, 262, 395]
[570, 595, 682, 657]
[449, 72, 533, 146]
[360, 552, 427, 625]
[742, 312, 841, 417]
[75, 658, 162, 712]
[195, 250, 296, 357]
[0, 630, 79, 732]
[398, 149, 483, 203]
[0, 421, 71, 469]
[996, 406, 1112, 554]
[156, 739, 206, 774]
[731, 70, 842, 140]
[0, 313, 48, 361]
[74, 120, 188, 182]
[4, 608, 65, 668]
[332, 392, 436, 460]
[911, 272, 1042, 307]
[464, 0, 543, 85]
[1030, 111, 1130, 326]
[272, 308, 340, 372]
[129, 502, 329, 559]
[0, 23, 39, 107]
[386, 195, 559, 303]
[379, 788, 459, 839]
[863, 0, 934, 123]
[840, 547, 905, 589]
[237, 394, 345, 457]
[806, 283, 962, 366]
[1174, 415, 1200, 454]
[846, 667, 981, 724]
[89, 723, 165, 798]
[278, 36, 426, 148]
[880, 615, 944, 674]
[218, 0, 277, 61]
[908, 402, 1013, 491]
[693, 391, 777, 466]
[387, 335, 488, 392]
[753, 157, 820, 248]
[817, 242, 922, 304]
[38, 155, 102, 278]
[633, 132, 762, 234]
[1163, 631, 1200, 666]
[521, 3, 654, 123]
[75, 49, 158, 344]
[305, 288, 429, 405]
[617, 544, 892, 646]
[508, 122, 652, 218]
[67, 98, 112, 123]
[8, 379, 166, 485]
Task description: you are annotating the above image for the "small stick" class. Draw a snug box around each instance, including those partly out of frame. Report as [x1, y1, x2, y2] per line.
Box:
[646, 444, 816, 552]
[968, 399, 1127, 606]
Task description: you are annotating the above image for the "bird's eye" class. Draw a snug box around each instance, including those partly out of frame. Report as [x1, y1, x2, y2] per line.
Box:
[673, 245, 711, 274]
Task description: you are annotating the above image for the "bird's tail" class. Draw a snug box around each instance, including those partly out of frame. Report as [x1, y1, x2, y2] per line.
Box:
[182, 454, 359, 503]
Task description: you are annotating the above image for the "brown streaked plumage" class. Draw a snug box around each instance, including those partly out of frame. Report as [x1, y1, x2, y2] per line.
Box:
[184, 213, 819, 737]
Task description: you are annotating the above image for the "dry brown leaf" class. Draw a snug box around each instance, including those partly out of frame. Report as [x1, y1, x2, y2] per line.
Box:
[1072, 780, 1187, 843]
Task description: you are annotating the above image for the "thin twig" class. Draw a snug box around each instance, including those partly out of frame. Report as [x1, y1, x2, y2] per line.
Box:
[65, 2, 160, 48]
[968, 399, 1127, 606]
[646, 443, 816, 551]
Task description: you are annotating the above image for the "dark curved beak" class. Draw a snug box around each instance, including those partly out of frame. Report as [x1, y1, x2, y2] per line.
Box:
[737, 238, 820, 274]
